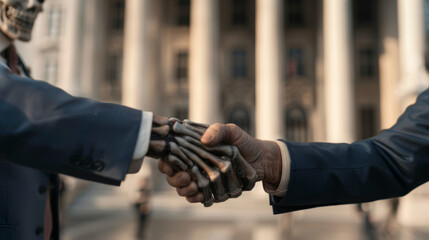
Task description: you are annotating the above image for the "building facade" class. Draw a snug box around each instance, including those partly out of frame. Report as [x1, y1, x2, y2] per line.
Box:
[22, 0, 423, 144]
[15, 0, 429, 230]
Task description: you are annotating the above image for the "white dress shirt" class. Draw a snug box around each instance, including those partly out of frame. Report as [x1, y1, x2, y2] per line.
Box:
[129, 112, 153, 173]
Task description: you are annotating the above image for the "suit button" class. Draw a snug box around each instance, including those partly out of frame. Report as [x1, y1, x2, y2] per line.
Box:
[71, 155, 84, 166]
[93, 161, 105, 172]
[39, 185, 47, 194]
[84, 160, 93, 169]
[35, 227, 44, 235]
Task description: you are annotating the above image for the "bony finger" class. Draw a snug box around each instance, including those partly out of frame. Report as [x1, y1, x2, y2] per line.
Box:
[176, 181, 199, 197]
[186, 192, 205, 203]
[166, 171, 191, 187]
[158, 160, 174, 176]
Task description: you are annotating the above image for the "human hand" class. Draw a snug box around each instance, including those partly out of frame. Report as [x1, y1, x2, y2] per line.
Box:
[201, 124, 282, 191]
[158, 123, 282, 204]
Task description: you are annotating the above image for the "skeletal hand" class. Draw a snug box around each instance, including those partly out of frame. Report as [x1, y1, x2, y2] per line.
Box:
[148, 117, 259, 207]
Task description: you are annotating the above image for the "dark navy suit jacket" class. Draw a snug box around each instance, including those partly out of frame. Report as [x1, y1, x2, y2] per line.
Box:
[271, 88, 429, 214]
[0, 64, 142, 239]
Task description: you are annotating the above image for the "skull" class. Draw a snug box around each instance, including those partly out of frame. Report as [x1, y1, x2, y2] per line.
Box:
[0, 0, 44, 41]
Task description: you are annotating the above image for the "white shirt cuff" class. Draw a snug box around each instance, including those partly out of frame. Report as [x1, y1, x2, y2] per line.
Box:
[265, 141, 291, 197]
[128, 111, 153, 173]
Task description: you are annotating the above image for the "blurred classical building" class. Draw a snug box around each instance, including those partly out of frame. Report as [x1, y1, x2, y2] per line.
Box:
[20, 0, 429, 143]
[17, 0, 429, 229]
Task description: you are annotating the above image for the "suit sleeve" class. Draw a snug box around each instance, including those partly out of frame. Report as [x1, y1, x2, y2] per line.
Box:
[0, 64, 143, 186]
[271, 88, 429, 214]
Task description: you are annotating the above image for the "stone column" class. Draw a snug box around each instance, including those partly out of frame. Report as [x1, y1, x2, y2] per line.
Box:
[80, 0, 107, 99]
[58, 0, 83, 95]
[255, 0, 284, 140]
[189, 0, 220, 123]
[122, 0, 161, 204]
[122, 0, 157, 110]
[397, 0, 427, 109]
[314, 0, 326, 142]
[323, 0, 354, 142]
[379, 0, 400, 129]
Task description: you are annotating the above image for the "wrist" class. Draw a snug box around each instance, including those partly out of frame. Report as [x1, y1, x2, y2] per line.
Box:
[258, 140, 282, 191]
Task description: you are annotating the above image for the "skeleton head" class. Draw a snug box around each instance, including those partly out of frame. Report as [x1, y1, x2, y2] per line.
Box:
[0, 0, 44, 41]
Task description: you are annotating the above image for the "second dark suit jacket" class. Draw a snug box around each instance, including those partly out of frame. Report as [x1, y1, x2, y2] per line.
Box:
[272, 88, 429, 214]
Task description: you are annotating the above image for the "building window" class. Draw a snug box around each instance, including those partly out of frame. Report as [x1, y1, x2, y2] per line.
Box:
[111, 0, 125, 31]
[286, 106, 307, 142]
[44, 59, 58, 84]
[176, 51, 188, 88]
[287, 48, 304, 77]
[109, 54, 123, 82]
[47, 7, 62, 37]
[231, 0, 247, 26]
[359, 107, 376, 139]
[286, 0, 305, 28]
[177, 0, 190, 26]
[354, 0, 375, 27]
[103, 54, 123, 101]
[359, 48, 376, 78]
[231, 49, 247, 79]
[228, 106, 251, 133]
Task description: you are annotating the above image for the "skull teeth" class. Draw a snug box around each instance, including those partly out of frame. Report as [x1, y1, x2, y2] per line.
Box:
[5, 5, 36, 31]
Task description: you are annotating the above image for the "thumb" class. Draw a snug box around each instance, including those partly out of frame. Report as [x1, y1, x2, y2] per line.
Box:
[201, 123, 233, 147]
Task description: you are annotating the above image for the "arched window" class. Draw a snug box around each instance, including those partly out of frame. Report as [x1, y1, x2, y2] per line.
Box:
[228, 106, 251, 133]
[286, 106, 308, 142]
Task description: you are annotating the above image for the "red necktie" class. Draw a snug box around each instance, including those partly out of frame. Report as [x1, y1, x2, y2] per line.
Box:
[4, 45, 20, 75]
[44, 191, 53, 240]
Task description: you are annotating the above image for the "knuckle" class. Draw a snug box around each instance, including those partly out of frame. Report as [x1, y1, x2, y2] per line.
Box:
[226, 123, 239, 136]
[226, 123, 238, 130]
[211, 123, 222, 129]
[159, 161, 174, 176]
[177, 185, 194, 197]
[177, 172, 190, 186]
[188, 182, 199, 194]
[166, 176, 177, 187]
[176, 187, 186, 197]
[224, 123, 239, 143]
[197, 193, 204, 202]
[209, 123, 224, 135]
[186, 194, 201, 203]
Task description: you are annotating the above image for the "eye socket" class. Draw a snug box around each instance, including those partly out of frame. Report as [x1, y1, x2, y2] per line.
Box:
[37, 0, 45, 3]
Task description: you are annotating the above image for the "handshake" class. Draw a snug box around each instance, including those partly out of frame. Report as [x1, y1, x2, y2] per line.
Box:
[146, 116, 283, 207]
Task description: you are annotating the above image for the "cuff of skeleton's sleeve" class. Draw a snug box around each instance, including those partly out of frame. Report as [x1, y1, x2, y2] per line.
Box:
[132, 112, 153, 159]
[264, 141, 290, 197]
[128, 112, 153, 173]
